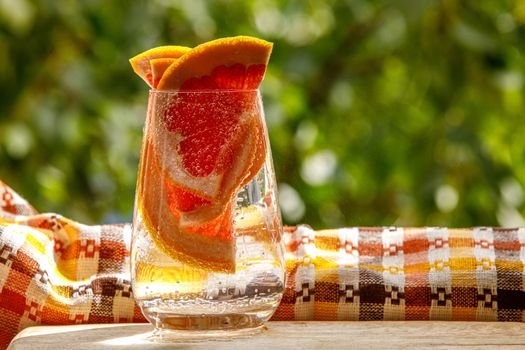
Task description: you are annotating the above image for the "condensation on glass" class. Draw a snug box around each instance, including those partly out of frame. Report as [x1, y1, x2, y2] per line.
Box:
[131, 90, 285, 340]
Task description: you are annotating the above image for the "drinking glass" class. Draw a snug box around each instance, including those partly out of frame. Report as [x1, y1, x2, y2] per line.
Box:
[131, 89, 285, 340]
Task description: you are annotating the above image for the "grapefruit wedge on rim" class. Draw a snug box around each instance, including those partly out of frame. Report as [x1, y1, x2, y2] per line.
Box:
[133, 36, 272, 272]
[157, 36, 272, 90]
[150, 58, 176, 88]
[130, 45, 190, 87]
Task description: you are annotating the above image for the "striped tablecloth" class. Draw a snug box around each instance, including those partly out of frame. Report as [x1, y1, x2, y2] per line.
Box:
[1, 180, 524, 349]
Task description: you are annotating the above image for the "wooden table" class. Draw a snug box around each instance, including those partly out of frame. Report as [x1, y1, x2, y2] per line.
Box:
[8, 321, 525, 349]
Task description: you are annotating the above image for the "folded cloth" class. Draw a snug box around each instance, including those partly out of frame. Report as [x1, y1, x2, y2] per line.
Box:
[1, 180, 524, 348]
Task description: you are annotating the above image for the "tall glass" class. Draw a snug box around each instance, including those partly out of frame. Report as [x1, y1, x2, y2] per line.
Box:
[131, 90, 285, 339]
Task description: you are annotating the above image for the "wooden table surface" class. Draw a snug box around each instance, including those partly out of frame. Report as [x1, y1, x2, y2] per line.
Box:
[8, 321, 525, 350]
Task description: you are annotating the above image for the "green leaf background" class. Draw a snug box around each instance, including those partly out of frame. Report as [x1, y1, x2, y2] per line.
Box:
[1, 0, 524, 229]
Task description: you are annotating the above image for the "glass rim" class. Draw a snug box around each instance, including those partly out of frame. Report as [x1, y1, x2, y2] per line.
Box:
[148, 88, 260, 94]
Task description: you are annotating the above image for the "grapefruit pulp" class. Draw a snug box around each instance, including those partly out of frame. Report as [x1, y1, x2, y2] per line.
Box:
[134, 36, 272, 272]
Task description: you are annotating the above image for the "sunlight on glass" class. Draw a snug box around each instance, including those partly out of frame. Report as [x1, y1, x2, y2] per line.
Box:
[278, 182, 305, 223]
[434, 184, 459, 213]
[301, 150, 337, 186]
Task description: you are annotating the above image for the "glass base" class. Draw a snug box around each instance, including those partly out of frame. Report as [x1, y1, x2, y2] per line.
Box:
[144, 310, 269, 342]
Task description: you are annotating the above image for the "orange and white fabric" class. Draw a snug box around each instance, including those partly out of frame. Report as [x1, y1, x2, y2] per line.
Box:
[1, 180, 524, 349]
[0, 181, 145, 349]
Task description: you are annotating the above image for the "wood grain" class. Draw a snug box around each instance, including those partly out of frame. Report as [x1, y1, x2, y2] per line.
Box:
[8, 321, 525, 350]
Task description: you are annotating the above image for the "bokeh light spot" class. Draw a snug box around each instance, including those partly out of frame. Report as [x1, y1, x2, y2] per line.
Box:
[435, 184, 459, 213]
[278, 183, 305, 223]
[301, 150, 337, 186]
[500, 178, 523, 207]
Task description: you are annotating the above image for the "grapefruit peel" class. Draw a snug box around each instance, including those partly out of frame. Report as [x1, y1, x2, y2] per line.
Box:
[130, 46, 190, 87]
[157, 36, 272, 91]
[150, 58, 176, 88]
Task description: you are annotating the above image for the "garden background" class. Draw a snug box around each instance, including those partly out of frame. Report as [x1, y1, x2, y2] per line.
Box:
[1, 0, 525, 229]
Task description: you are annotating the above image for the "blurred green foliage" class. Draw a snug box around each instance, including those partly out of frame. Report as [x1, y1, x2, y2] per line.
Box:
[1, 0, 525, 229]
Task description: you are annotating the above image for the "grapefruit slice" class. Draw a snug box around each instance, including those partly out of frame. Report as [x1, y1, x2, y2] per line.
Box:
[140, 96, 263, 272]
[138, 139, 236, 272]
[153, 89, 263, 200]
[150, 58, 176, 88]
[130, 46, 190, 87]
[136, 36, 272, 272]
[175, 112, 263, 227]
[157, 36, 272, 90]
[138, 115, 259, 272]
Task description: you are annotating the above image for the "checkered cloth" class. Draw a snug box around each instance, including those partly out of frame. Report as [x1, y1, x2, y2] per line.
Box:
[0, 181, 145, 349]
[273, 226, 525, 321]
[1, 181, 524, 348]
